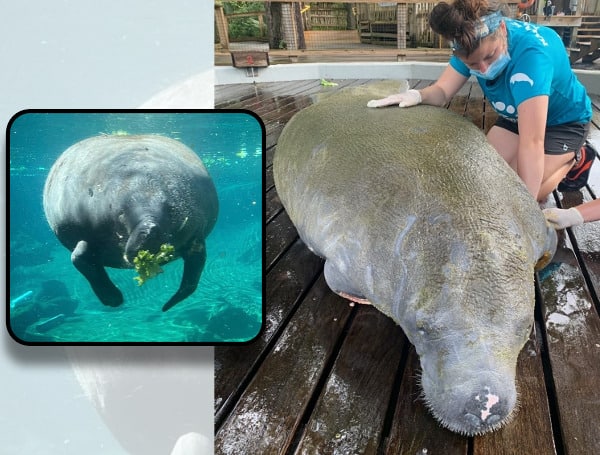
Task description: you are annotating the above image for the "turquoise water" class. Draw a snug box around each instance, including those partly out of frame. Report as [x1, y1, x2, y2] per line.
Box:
[8, 111, 263, 343]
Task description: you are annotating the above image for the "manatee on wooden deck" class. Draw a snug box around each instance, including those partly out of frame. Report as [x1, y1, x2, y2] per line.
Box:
[273, 81, 556, 436]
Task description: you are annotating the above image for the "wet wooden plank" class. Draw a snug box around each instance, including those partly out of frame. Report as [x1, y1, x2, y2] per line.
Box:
[215, 274, 354, 454]
[294, 305, 406, 454]
[215, 239, 323, 425]
[473, 332, 557, 455]
[266, 210, 297, 270]
[482, 99, 499, 134]
[215, 83, 260, 108]
[265, 149, 275, 191]
[242, 82, 319, 117]
[537, 225, 600, 454]
[216, 80, 312, 109]
[447, 80, 472, 115]
[465, 82, 485, 130]
[266, 184, 283, 225]
[384, 348, 468, 455]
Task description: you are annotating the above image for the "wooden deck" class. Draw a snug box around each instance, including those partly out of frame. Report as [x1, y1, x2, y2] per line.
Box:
[214, 79, 600, 454]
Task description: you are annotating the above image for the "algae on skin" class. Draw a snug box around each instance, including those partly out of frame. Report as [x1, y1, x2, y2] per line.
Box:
[133, 243, 175, 285]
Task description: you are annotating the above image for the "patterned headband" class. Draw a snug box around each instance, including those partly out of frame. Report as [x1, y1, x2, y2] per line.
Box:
[451, 10, 504, 51]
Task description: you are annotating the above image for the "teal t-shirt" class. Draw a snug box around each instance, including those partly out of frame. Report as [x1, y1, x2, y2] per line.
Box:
[450, 19, 592, 126]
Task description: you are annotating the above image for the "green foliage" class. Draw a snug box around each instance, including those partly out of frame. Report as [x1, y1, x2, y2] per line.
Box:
[222, 2, 266, 40]
[222, 1, 264, 15]
[229, 18, 263, 40]
[133, 243, 175, 286]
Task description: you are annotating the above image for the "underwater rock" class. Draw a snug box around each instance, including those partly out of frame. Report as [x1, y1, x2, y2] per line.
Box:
[9, 280, 78, 340]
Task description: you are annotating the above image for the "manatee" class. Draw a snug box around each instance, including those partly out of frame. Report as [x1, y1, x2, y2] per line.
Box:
[273, 81, 557, 436]
[43, 134, 218, 312]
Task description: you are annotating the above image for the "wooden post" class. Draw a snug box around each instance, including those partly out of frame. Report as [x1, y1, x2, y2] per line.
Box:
[397, 3, 407, 49]
[215, 5, 230, 50]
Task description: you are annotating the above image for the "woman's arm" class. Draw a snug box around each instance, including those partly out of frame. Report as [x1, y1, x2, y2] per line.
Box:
[420, 65, 469, 106]
[516, 95, 548, 199]
[367, 65, 468, 108]
[577, 198, 600, 222]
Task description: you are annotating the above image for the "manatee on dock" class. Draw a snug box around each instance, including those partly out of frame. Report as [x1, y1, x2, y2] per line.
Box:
[273, 81, 556, 436]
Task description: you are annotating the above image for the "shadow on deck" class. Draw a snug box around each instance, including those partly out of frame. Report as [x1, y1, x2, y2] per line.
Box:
[215, 79, 600, 454]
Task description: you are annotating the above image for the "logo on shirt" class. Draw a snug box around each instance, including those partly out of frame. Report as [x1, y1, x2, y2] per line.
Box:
[510, 73, 534, 86]
[491, 100, 516, 116]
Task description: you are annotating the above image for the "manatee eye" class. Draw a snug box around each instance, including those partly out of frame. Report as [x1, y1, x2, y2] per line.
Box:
[416, 320, 430, 336]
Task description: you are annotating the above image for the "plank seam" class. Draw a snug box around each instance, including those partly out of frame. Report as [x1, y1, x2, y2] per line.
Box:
[215, 262, 325, 432]
[377, 336, 411, 454]
[534, 278, 566, 455]
[284, 305, 359, 455]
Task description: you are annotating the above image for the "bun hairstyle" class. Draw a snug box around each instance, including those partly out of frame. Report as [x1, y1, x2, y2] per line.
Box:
[429, 0, 504, 56]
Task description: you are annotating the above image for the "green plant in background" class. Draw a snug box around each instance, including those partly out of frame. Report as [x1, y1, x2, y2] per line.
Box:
[222, 1, 266, 40]
[222, 1, 263, 15]
[133, 243, 175, 286]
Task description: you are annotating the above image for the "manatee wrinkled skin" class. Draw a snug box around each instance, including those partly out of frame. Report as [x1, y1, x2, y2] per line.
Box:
[273, 82, 556, 436]
[43, 134, 218, 312]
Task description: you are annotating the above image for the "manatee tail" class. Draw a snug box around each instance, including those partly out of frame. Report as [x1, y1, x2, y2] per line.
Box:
[162, 239, 206, 311]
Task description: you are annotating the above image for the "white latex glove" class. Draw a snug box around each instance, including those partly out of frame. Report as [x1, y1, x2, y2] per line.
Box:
[367, 89, 422, 108]
[543, 207, 584, 230]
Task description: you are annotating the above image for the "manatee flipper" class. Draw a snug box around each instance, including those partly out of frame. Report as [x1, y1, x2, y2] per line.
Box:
[71, 240, 123, 307]
[324, 260, 371, 305]
[162, 239, 207, 312]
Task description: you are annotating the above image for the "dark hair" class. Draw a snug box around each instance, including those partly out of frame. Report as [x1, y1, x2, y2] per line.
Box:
[429, 0, 501, 56]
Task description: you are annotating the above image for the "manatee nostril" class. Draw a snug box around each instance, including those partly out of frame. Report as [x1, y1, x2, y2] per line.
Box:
[464, 413, 482, 428]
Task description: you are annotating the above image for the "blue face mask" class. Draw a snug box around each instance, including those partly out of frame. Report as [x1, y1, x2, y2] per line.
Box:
[470, 52, 511, 80]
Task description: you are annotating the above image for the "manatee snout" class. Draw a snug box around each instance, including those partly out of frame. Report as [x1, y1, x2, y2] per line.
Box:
[124, 218, 163, 264]
[420, 361, 517, 436]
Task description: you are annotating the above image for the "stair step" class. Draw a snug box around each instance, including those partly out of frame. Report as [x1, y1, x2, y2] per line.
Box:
[582, 49, 600, 63]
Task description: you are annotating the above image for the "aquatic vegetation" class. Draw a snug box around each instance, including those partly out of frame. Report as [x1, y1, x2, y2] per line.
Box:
[320, 78, 338, 87]
[133, 243, 175, 286]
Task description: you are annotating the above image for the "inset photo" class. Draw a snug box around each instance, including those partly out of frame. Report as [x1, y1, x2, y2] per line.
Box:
[8, 110, 264, 344]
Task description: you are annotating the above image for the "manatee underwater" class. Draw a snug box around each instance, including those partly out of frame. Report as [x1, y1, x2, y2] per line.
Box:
[273, 81, 557, 436]
[43, 134, 218, 312]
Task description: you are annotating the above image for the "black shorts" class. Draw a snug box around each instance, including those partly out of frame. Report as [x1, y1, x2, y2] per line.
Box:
[494, 117, 590, 155]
